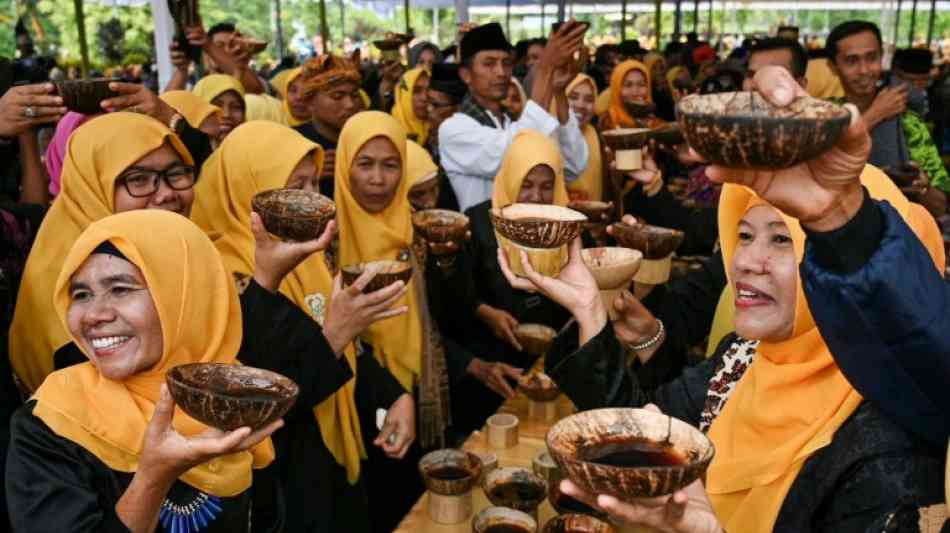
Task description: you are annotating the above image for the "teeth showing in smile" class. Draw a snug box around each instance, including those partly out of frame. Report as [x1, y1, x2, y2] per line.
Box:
[91, 336, 130, 349]
[738, 289, 759, 298]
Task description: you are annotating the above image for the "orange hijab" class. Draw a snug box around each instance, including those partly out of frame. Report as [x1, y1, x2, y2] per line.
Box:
[33, 210, 273, 497]
[706, 165, 945, 532]
[604, 60, 662, 129]
[564, 74, 604, 202]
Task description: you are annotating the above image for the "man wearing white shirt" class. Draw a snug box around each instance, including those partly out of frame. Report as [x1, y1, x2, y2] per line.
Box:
[439, 22, 590, 211]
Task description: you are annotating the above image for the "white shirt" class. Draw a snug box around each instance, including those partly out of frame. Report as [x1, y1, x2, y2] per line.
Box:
[438, 100, 589, 212]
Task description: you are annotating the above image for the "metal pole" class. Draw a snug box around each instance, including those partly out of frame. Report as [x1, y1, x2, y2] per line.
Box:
[927, 0, 936, 46]
[73, 0, 89, 77]
[893, 0, 902, 47]
[404, 0, 411, 33]
[707, 0, 714, 40]
[338, 0, 345, 44]
[319, 0, 330, 54]
[621, 0, 627, 41]
[506, 0, 511, 38]
[654, 0, 661, 49]
[674, 0, 683, 41]
[455, 0, 469, 23]
[693, 0, 699, 34]
[557, 0, 566, 23]
[540, 0, 545, 37]
[274, 0, 285, 59]
[908, 0, 918, 46]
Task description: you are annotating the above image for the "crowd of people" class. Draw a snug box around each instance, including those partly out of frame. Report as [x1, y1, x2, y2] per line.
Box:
[1, 11, 949, 533]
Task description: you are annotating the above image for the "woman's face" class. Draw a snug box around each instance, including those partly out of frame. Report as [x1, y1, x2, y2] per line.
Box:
[66, 253, 163, 382]
[286, 77, 312, 121]
[285, 151, 320, 192]
[567, 81, 596, 127]
[349, 136, 402, 214]
[731, 205, 798, 343]
[113, 143, 194, 217]
[517, 164, 556, 204]
[417, 49, 437, 71]
[621, 69, 649, 104]
[412, 73, 430, 121]
[210, 90, 246, 141]
[504, 83, 525, 119]
[408, 178, 440, 211]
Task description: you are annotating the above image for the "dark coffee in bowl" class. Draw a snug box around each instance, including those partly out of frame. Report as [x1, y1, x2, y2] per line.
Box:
[581, 439, 686, 467]
[490, 481, 545, 506]
[429, 465, 471, 481]
[484, 525, 533, 533]
[554, 492, 599, 515]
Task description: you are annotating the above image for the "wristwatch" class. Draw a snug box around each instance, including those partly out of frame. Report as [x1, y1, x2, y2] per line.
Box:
[168, 113, 187, 136]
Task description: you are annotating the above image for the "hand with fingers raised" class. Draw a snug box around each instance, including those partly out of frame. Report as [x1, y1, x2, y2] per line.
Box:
[0, 83, 67, 137]
[322, 266, 410, 357]
[466, 358, 523, 399]
[101, 82, 177, 125]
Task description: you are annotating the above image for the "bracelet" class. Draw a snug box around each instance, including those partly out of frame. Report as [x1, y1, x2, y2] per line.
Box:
[627, 319, 664, 352]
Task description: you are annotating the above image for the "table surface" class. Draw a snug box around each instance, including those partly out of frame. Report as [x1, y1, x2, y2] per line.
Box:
[394, 384, 653, 532]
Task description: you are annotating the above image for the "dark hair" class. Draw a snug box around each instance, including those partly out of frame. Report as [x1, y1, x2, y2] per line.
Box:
[748, 38, 808, 79]
[826, 21, 882, 62]
[208, 22, 237, 39]
[594, 44, 620, 66]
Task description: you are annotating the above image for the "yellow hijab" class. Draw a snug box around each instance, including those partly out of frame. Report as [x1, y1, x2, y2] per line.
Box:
[271, 68, 294, 99]
[564, 74, 604, 202]
[605, 60, 661, 129]
[491, 129, 568, 208]
[407, 139, 438, 187]
[245, 93, 289, 124]
[334, 111, 417, 387]
[33, 210, 273, 497]
[193, 74, 246, 104]
[806, 57, 845, 99]
[9, 113, 193, 392]
[191, 121, 366, 483]
[706, 165, 945, 532]
[391, 68, 431, 145]
[281, 68, 308, 127]
[160, 90, 221, 129]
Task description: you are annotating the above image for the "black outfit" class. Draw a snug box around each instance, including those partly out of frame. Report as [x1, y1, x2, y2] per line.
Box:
[178, 122, 214, 170]
[292, 123, 337, 198]
[6, 401, 284, 533]
[423, 135, 462, 212]
[653, 88, 676, 122]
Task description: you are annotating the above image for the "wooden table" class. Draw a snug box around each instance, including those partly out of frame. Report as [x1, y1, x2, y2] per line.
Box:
[395, 388, 651, 532]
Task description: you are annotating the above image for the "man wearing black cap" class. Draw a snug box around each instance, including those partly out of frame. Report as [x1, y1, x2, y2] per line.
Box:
[438, 21, 589, 211]
[425, 63, 467, 164]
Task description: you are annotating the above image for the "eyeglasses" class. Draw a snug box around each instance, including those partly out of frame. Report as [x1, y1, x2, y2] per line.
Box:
[117, 164, 196, 198]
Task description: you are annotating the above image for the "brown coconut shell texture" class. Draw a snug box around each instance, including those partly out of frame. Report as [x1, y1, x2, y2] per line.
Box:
[252, 188, 336, 242]
[677, 91, 851, 168]
[166, 363, 299, 431]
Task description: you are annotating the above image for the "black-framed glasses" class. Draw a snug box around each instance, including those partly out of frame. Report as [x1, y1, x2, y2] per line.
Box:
[428, 99, 457, 110]
[117, 165, 196, 198]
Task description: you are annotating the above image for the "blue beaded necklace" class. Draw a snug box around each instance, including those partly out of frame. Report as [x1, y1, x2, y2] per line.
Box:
[158, 491, 222, 533]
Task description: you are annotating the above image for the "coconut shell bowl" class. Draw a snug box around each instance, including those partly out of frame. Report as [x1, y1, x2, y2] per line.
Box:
[610, 221, 684, 285]
[623, 101, 657, 119]
[412, 209, 470, 247]
[582, 247, 644, 320]
[419, 449, 483, 496]
[514, 323, 557, 356]
[252, 188, 336, 242]
[483, 466, 548, 517]
[542, 514, 616, 533]
[518, 371, 561, 402]
[567, 201, 614, 228]
[492, 204, 586, 277]
[341, 260, 413, 293]
[472, 506, 538, 533]
[546, 408, 715, 501]
[648, 124, 685, 147]
[677, 91, 851, 168]
[54, 78, 121, 115]
[166, 363, 299, 431]
[601, 128, 651, 171]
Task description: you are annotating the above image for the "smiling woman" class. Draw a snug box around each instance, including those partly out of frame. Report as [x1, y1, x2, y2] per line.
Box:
[6, 210, 283, 533]
[9, 112, 195, 393]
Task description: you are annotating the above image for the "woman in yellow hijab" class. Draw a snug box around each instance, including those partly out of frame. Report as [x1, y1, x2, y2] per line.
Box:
[281, 67, 311, 127]
[509, 156, 947, 532]
[10, 112, 196, 392]
[160, 90, 221, 134]
[564, 74, 604, 202]
[6, 210, 280, 532]
[450, 129, 573, 433]
[193, 74, 246, 145]
[191, 119, 412, 533]
[599, 59, 665, 130]
[391, 67, 431, 144]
